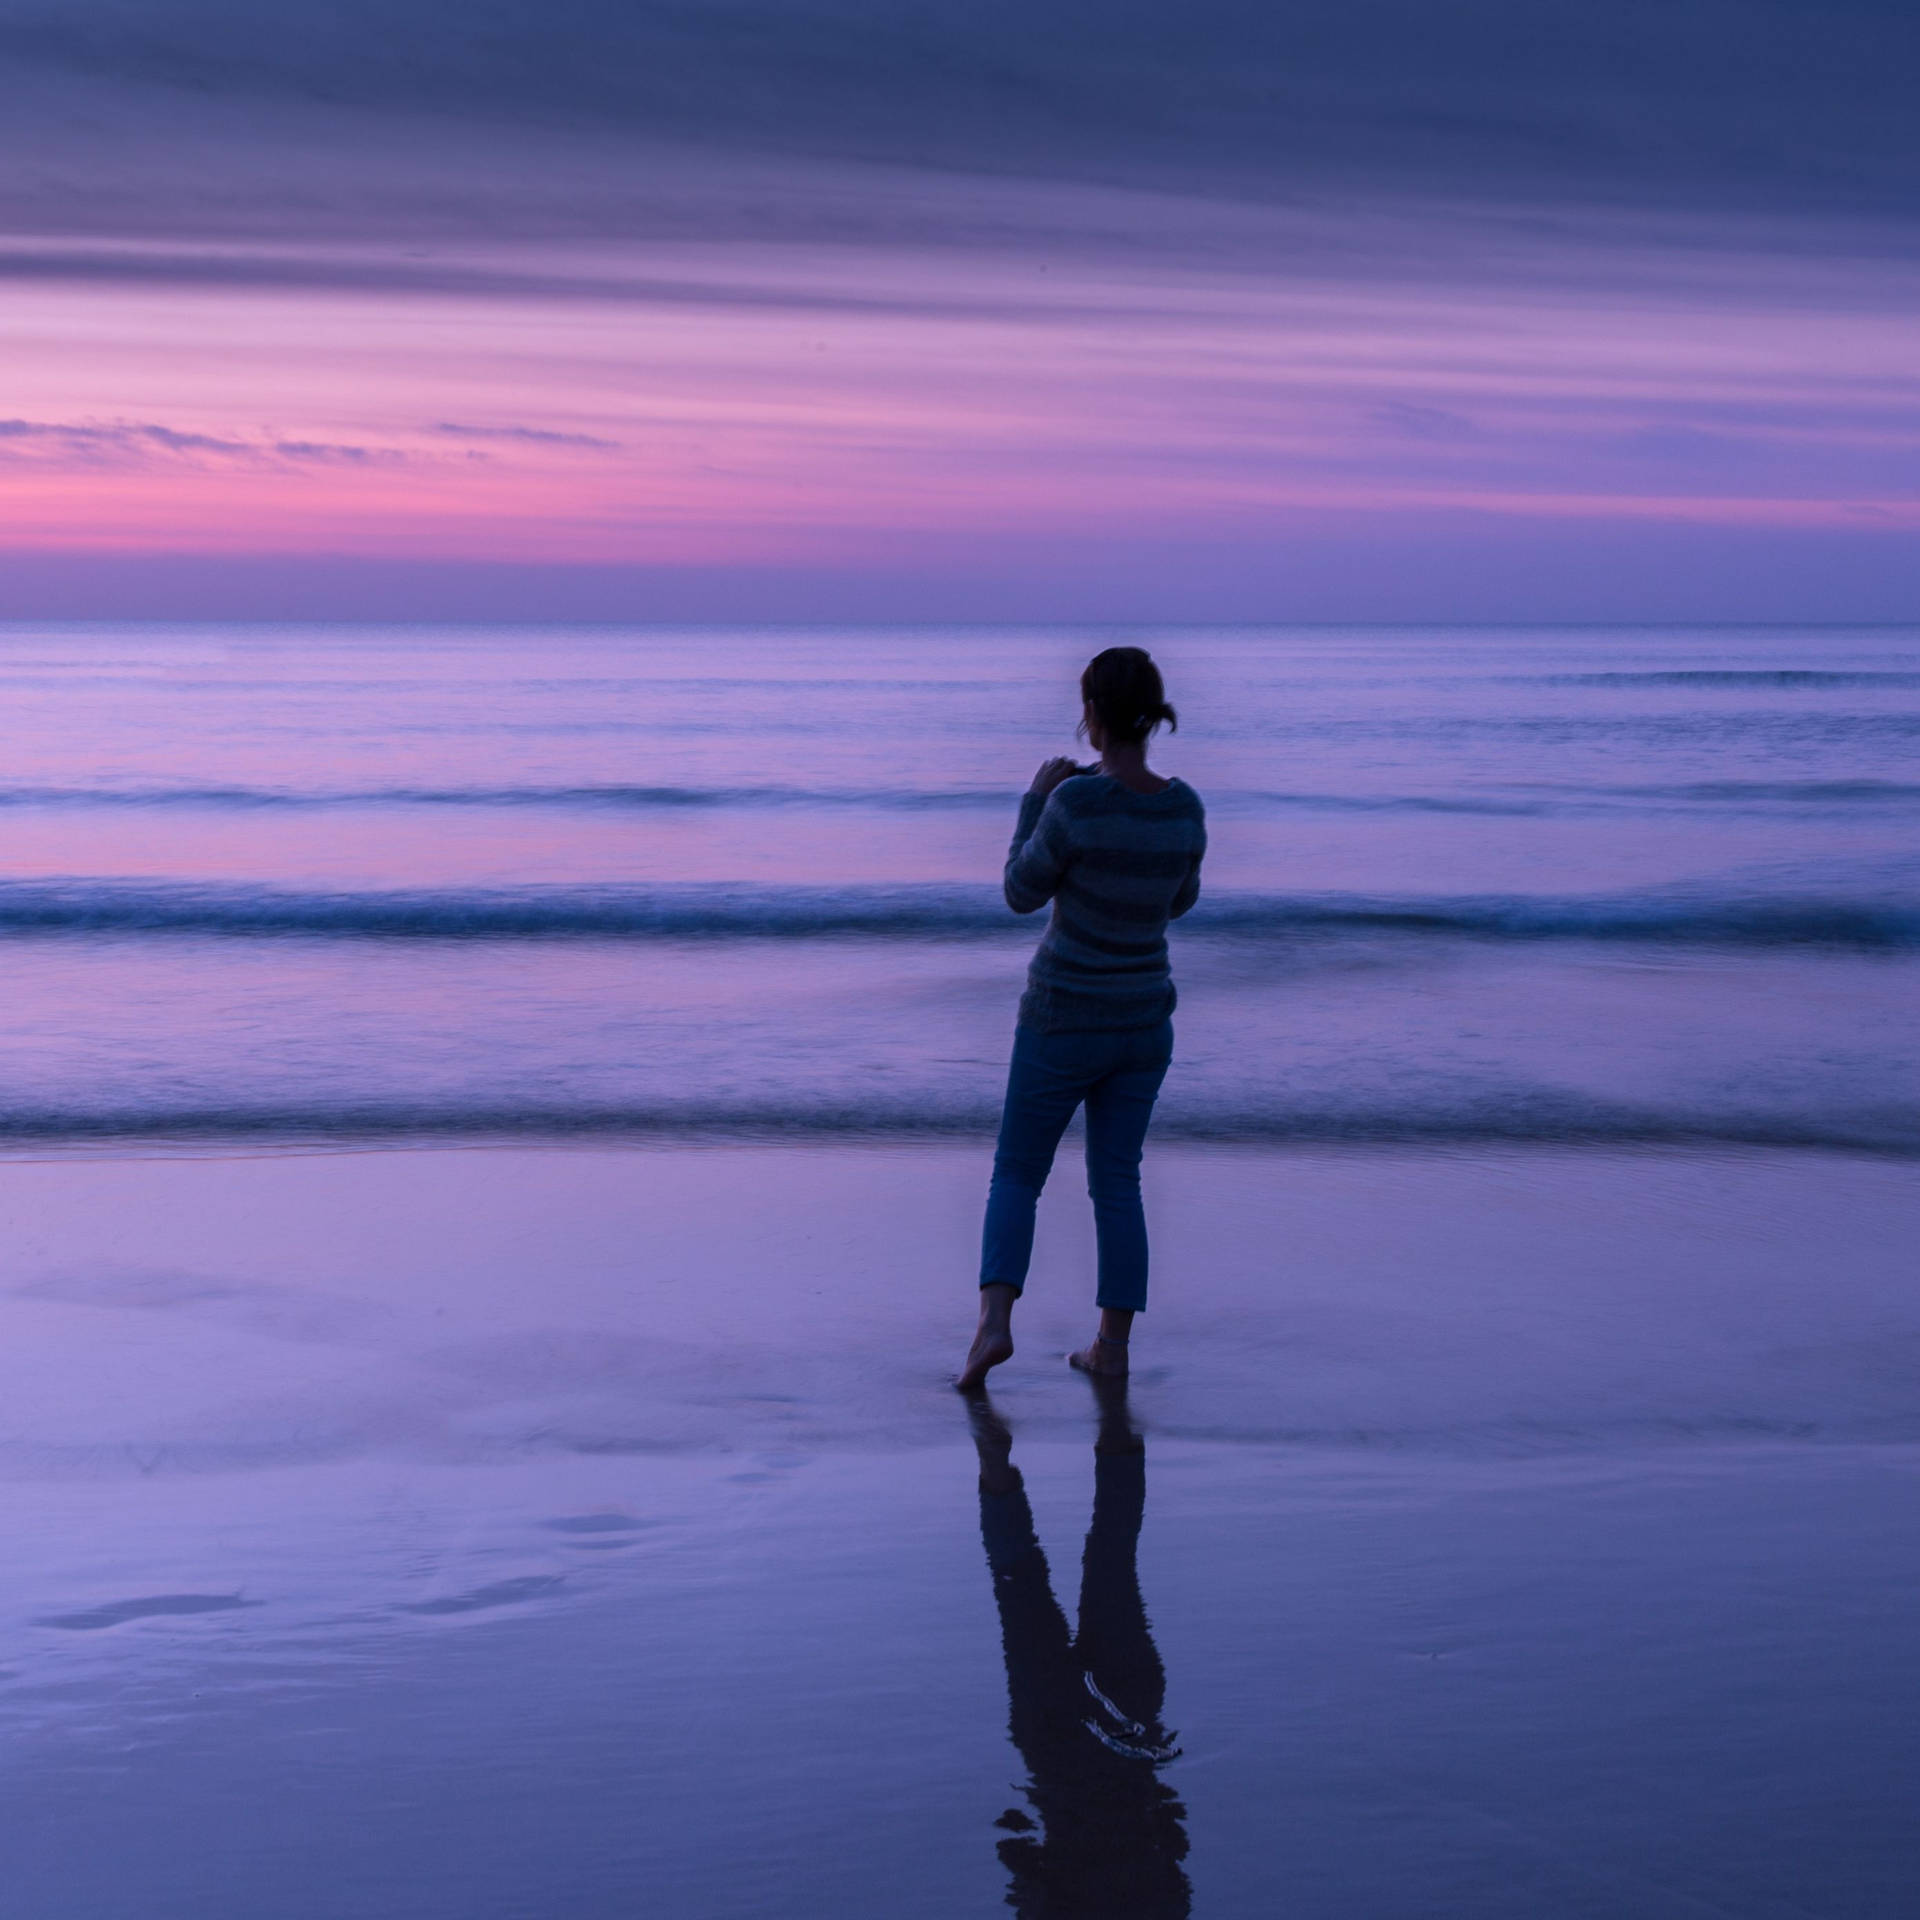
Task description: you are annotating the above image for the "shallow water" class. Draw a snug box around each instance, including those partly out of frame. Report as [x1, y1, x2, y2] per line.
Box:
[0, 622, 1914, 1149]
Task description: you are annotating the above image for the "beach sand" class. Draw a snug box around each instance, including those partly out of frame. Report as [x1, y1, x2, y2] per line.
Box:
[1, 1142, 1915, 1917]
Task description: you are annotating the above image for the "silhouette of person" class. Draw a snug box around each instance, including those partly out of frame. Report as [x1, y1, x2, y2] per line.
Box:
[968, 1388, 1191, 1918]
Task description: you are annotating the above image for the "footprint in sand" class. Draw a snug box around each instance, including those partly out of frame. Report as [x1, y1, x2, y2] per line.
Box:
[36, 1593, 258, 1631]
[397, 1575, 565, 1617]
[540, 1514, 655, 1550]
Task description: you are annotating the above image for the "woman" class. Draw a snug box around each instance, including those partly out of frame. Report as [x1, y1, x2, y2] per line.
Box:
[957, 647, 1206, 1390]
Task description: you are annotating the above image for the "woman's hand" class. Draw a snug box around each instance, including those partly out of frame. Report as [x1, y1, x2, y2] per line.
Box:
[1029, 756, 1088, 798]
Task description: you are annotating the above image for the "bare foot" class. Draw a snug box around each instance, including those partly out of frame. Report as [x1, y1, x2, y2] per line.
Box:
[1068, 1336, 1129, 1378]
[957, 1325, 1014, 1391]
[957, 1285, 1017, 1392]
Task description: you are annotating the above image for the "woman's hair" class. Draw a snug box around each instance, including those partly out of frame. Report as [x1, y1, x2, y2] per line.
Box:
[1080, 646, 1177, 746]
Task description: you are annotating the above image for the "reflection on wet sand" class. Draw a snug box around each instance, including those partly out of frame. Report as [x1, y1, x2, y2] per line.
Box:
[969, 1386, 1191, 1919]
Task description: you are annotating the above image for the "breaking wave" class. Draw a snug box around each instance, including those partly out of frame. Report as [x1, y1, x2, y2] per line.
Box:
[0, 1094, 1909, 1154]
[0, 782, 1010, 812]
[1540, 670, 1920, 689]
[0, 880, 1913, 949]
[0, 778, 1915, 818]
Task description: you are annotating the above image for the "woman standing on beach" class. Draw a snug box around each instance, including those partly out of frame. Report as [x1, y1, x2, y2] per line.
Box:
[958, 648, 1206, 1390]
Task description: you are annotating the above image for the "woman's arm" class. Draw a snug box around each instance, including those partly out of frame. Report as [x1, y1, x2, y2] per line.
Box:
[1169, 814, 1207, 919]
[1004, 761, 1081, 914]
[1169, 858, 1202, 919]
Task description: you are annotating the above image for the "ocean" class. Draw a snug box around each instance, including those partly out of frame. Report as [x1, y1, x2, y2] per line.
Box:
[4, 623, 1918, 1918]
[2, 621, 1915, 1151]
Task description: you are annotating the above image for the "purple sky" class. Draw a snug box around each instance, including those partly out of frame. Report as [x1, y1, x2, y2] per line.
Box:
[1, 0, 1916, 621]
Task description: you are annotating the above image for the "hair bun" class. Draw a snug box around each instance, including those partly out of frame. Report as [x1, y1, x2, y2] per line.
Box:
[1080, 646, 1177, 747]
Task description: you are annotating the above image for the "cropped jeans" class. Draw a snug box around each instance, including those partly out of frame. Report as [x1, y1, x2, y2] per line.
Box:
[979, 1018, 1174, 1314]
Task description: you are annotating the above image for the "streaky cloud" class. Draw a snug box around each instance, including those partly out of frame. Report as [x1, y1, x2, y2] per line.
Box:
[431, 423, 621, 450]
[0, 236, 1198, 318]
[0, 418, 395, 468]
[0, 418, 249, 454]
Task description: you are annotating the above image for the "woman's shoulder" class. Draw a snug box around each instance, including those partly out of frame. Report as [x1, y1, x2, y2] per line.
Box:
[1051, 770, 1112, 806]
[1054, 772, 1202, 818]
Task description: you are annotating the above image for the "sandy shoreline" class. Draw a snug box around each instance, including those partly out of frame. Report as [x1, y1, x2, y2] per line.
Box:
[0, 1142, 1914, 1916]
[0, 1141, 1912, 1459]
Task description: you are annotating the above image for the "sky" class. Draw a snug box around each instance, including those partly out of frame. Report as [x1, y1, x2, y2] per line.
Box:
[1, 0, 1916, 622]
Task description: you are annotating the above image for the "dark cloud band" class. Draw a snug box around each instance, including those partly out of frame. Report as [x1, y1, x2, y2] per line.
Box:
[0, 0, 1917, 226]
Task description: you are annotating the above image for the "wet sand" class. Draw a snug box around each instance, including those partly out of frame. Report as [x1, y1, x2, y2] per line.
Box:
[0, 1143, 1915, 1917]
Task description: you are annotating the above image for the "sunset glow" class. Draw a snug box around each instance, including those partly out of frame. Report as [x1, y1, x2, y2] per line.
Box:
[1, 4, 1916, 616]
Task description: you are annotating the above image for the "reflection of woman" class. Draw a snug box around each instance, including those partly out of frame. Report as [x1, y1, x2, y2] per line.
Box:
[958, 648, 1206, 1391]
[971, 1393, 1191, 1918]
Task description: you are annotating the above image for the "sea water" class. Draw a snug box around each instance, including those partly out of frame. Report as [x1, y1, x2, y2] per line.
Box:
[0, 621, 1914, 1150]
[3, 623, 1919, 1917]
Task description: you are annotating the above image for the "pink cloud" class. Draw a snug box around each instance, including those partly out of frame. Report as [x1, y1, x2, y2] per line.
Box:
[0, 212, 1915, 585]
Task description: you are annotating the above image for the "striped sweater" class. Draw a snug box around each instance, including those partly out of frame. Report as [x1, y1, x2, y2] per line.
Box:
[1004, 773, 1207, 1032]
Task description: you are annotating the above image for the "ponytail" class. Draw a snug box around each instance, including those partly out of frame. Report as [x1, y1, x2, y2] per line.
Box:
[1080, 646, 1177, 747]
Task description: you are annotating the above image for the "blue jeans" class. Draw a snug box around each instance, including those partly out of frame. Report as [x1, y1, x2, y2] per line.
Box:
[979, 1019, 1174, 1314]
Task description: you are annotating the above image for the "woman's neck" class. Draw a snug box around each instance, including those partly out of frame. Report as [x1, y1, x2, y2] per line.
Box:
[1099, 743, 1170, 795]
